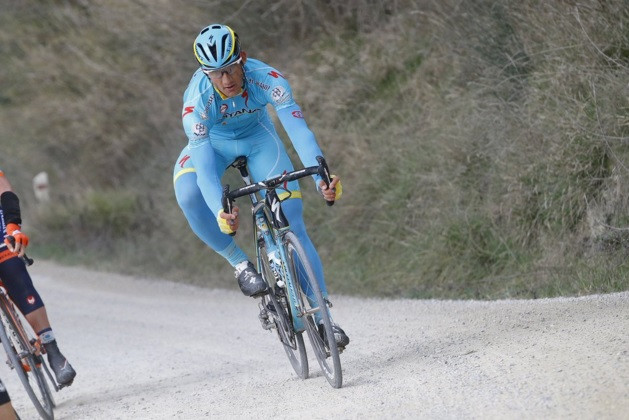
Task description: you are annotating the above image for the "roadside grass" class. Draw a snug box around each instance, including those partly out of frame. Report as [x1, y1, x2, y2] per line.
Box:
[3, 0, 628, 299]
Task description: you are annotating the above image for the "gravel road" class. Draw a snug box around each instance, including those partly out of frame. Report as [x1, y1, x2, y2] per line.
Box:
[1, 261, 627, 419]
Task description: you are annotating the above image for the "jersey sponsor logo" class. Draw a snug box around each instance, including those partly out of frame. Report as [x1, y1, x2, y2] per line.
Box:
[220, 104, 228, 114]
[182, 106, 195, 118]
[205, 94, 215, 108]
[268, 70, 285, 79]
[249, 79, 270, 91]
[192, 123, 207, 137]
[27, 295, 36, 305]
[201, 96, 214, 120]
[178, 155, 191, 168]
[271, 86, 289, 104]
[242, 89, 249, 107]
[292, 110, 304, 118]
[220, 108, 260, 120]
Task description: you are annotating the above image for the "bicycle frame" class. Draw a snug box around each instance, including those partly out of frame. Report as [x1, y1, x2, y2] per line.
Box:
[254, 198, 306, 332]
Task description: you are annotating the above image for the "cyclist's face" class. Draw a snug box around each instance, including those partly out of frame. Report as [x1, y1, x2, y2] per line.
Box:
[209, 53, 246, 98]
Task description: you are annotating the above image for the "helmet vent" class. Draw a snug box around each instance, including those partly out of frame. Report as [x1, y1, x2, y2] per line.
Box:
[196, 43, 217, 62]
[220, 34, 229, 58]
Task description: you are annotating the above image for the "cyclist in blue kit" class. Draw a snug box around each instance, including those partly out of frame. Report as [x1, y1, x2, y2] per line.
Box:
[173, 24, 349, 348]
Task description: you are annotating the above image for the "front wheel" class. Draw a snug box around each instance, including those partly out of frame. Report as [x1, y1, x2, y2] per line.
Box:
[257, 242, 308, 379]
[0, 299, 54, 419]
[283, 232, 342, 388]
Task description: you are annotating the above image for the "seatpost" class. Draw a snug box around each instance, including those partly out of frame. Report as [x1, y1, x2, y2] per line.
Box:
[230, 156, 258, 204]
[232, 156, 250, 180]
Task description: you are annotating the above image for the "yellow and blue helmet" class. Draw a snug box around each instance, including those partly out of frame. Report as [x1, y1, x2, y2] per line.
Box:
[193, 24, 241, 70]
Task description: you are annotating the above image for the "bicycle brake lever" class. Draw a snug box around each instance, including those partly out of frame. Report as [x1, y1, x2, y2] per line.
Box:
[316, 156, 335, 207]
[221, 185, 237, 236]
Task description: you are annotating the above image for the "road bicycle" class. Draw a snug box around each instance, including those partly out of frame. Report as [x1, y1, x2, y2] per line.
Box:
[222, 155, 343, 388]
[0, 242, 59, 419]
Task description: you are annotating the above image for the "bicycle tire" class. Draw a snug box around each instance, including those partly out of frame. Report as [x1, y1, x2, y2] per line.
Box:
[283, 231, 342, 388]
[39, 360, 57, 408]
[257, 242, 308, 379]
[0, 297, 54, 419]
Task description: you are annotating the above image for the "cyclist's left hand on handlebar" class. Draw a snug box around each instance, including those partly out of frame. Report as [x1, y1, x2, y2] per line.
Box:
[4, 223, 29, 257]
[319, 175, 342, 202]
[217, 207, 240, 235]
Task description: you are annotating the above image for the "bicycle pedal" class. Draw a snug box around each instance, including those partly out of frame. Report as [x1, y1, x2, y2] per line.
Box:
[31, 338, 45, 355]
[58, 380, 73, 389]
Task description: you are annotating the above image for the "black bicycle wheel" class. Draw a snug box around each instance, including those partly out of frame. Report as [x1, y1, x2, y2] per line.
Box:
[283, 231, 342, 388]
[0, 298, 54, 419]
[257, 241, 309, 379]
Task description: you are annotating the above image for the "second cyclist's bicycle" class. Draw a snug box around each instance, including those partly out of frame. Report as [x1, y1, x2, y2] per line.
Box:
[0, 242, 60, 419]
[222, 155, 343, 388]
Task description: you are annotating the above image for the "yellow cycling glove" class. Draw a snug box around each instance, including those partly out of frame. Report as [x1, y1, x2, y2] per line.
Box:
[217, 210, 237, 235]
[330, 175, 343, 200]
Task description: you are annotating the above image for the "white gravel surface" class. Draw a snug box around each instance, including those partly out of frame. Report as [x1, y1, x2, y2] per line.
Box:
[1, 261, 627, 419]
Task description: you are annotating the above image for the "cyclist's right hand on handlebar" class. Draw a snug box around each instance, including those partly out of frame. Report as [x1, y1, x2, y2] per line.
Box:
[4, 223, 29, 257]
[217, 207, 240, 235]
[319, 175, 343, 202]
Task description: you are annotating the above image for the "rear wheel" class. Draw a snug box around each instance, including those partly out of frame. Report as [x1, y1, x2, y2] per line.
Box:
[0, 297, 54, 419]
[257, 240, 308, 379]
[284, 231, 342, 388]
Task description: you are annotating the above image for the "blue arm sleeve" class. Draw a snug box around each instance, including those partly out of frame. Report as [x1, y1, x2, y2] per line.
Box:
[276, 105, 324, 188]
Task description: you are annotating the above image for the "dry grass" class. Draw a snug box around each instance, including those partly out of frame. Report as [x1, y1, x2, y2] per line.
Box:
[1, 0, 628, 298]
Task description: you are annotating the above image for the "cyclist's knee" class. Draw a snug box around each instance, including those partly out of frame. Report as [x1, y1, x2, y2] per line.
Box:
[175, 177, 204, 212]
[282, 198, 307, 232]
[0, 259, 44, 314]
